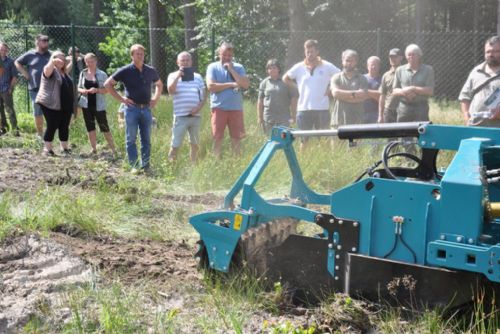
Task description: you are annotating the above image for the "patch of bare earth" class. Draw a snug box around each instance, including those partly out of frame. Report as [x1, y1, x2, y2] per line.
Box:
[0, 147, 120, 193]
[0, 234, 93, 333]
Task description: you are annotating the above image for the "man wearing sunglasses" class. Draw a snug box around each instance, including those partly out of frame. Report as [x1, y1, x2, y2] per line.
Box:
[15, 34, 52, 139]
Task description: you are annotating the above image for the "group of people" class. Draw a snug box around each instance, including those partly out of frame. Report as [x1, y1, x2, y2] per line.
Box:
[1, 34, 500, 172]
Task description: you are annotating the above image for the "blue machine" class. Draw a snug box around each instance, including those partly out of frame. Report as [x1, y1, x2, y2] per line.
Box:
[190, 122, 500, 306]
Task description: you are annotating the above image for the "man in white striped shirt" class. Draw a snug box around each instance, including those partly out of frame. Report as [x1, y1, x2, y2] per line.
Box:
[167, 51, 207, 162]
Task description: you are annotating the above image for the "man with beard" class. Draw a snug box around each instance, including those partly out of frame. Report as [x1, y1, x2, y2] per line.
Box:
[378, 48, 404, 123]
[330, 49, 368, 126]
[392, 44, 434, 122]
[459, 36, 500, 127]
[15, 34, 51, 139]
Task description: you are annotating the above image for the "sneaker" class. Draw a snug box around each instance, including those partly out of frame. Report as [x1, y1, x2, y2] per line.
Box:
[0, 128, 7, 136]
[130, 167, 142, 175]
[61, 148, 72, 156]
[42, 149, 56, 157]
[13, 129, 20, 137]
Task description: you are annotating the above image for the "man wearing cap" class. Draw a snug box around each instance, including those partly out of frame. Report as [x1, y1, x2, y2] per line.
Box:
[378, 48, 404, 123]
[331, 49, 368, 126]
[15, 34, 51, 138]
[459, 36, 500, 127]
[393, 44, 434, 122]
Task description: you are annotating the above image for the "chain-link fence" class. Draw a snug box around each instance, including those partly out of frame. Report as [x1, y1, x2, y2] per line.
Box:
[0, 24, 494, 112]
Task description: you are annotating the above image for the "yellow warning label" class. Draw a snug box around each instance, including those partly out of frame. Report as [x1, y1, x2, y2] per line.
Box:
[234, 214, 242, 230]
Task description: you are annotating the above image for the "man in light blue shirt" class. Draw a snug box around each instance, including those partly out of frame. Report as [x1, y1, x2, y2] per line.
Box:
[206, 42, 249, 157]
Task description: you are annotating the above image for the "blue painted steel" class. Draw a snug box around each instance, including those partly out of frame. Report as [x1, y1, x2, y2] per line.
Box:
[428, 241, 500, 282]
[190, 124, 500, 283]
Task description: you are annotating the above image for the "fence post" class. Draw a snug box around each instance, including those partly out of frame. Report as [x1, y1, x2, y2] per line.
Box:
[24, 26, 30, 114]
[70, 23, 77, 84]
[211, 25, 215, 62]
[376, 28, 381, 57]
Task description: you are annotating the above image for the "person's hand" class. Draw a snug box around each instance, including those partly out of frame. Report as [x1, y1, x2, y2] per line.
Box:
[88, 87, 98, 94]
[52, 58, 64, 68]
[149, 98, 159, 109]
[176, 67, 184, 79]
[118, 114, 125, 129]
[377, 115, 384, 123]
[190, 106, 200, 116]
[257, 117, 263, 125]
[489, 107, 500, 120]
[223, 62, 234, 71]
[289, 118, 295, 126]
[121, 97, 134, 106]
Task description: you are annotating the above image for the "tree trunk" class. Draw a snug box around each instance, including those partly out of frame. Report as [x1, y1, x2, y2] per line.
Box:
[286, 0, 307, 69]
[92, 0, 101, 25]
[183, 0, 198, 68]
[148, 0, 167, 85]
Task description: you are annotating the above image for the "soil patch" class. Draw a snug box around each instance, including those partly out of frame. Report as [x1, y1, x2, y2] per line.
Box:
[0, 148, 120, 194]
[0, 234, 93, 333]
[50, 232, 200, 284]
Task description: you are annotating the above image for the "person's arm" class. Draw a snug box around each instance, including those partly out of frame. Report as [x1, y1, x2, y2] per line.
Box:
[8, 76, 17, 94]
[14, 60, 29, 81]
[65, 56, 73, 75]
[257, 97, 264, 125]
[167, 70, 182, 95]
[207, 78, 238, 93]
[43, 57, 61, 78]
[150, 79, 163, 109]
[104, 76, 134, 106]
[367, 88, 380, 101]
[290, 96, 297, 123]
[331, 87, 368, 103]
[226, 63, 249, 89]
[460, 100, 471, 124]
[190, 82, 208, 116]
[378, 94, 386, 123]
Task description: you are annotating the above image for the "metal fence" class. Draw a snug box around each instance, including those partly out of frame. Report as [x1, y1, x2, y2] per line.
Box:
[0, 24, 494, 112]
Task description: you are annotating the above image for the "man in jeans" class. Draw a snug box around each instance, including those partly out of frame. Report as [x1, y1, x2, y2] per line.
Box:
[105, 44, 163, 172]
[15, 34, 51, 138]
[0, 42, 19, 136]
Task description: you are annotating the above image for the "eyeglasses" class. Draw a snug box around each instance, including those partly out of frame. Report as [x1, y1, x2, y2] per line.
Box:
[39, 39, 49, 42]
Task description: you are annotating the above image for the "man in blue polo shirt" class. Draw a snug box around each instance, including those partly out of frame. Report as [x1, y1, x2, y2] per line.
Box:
[105, 44, 163, 172]
[15, 34, 51, 138]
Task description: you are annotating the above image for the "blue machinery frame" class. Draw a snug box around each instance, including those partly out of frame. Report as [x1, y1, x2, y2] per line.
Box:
[190, 123, 500, 286]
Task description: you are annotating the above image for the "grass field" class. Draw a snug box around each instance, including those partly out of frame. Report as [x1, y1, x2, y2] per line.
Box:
[1, 93, 499, 333]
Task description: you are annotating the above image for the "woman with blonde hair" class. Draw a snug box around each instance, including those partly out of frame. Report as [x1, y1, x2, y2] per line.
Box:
[77, 53, 116, 155]
[36, 50, 74, 156]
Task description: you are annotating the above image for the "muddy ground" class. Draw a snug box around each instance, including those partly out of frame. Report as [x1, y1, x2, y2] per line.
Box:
[0, 147, 373, 333]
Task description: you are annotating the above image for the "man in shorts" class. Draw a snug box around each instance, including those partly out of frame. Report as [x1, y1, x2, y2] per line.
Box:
[206, 42, 249, 157]
[167, 51, 207, 162]
[15, 34, 51, 138]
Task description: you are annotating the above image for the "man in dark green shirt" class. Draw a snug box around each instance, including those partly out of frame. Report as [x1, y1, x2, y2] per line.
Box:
[331, 49, 368, 126]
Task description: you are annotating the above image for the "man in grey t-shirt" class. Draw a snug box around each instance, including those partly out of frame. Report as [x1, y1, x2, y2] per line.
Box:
[459, 36, 500, 127]
[15, 34, 51, 137]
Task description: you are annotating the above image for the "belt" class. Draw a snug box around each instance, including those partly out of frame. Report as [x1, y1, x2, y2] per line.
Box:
[133, 103, 149, 108]
[401, 100, 428, 106]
